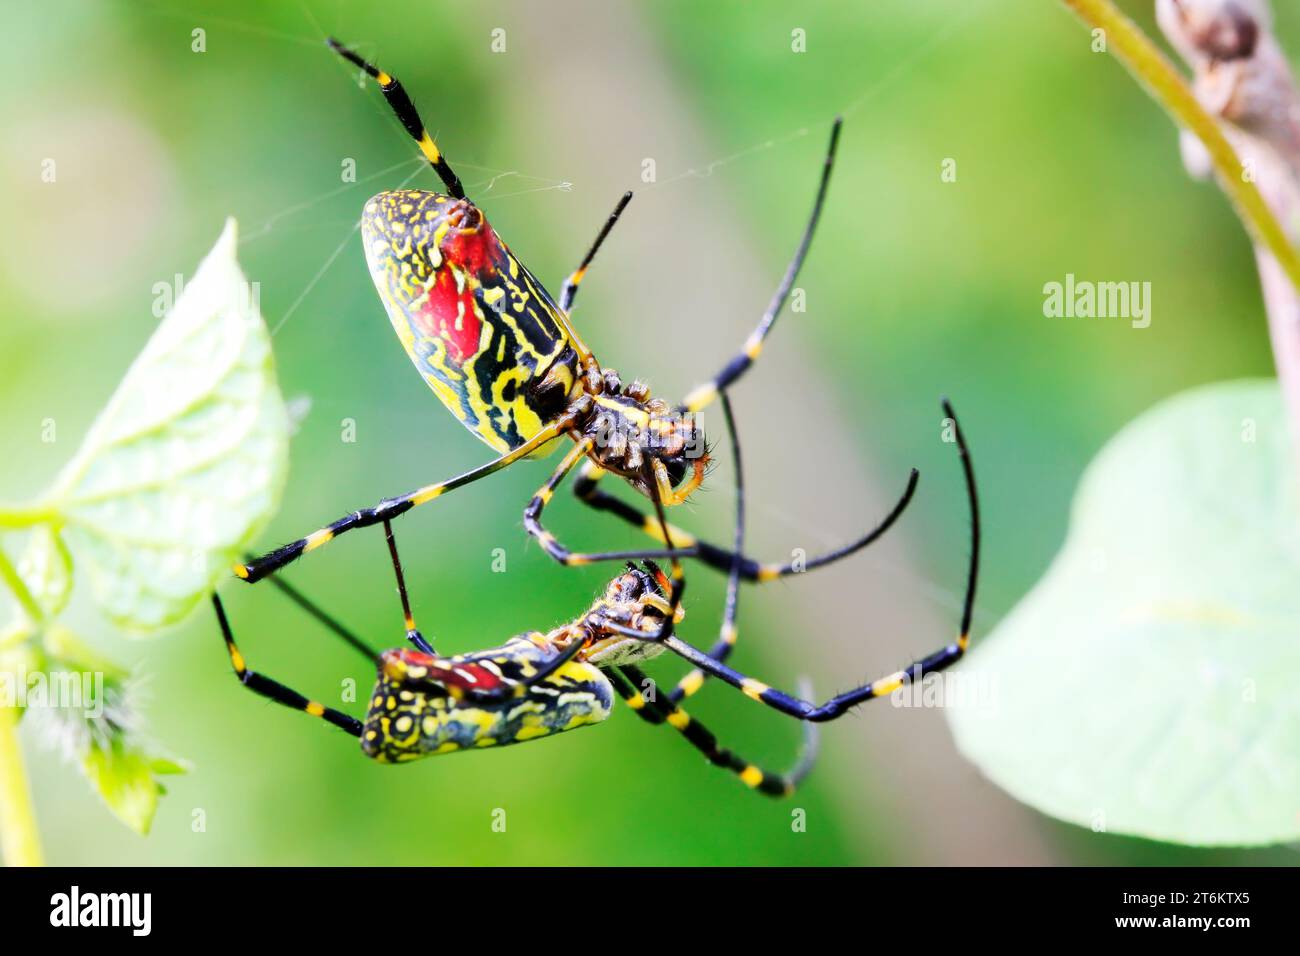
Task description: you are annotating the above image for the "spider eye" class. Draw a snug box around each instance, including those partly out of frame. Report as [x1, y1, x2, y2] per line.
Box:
[663, 458, 688, 488]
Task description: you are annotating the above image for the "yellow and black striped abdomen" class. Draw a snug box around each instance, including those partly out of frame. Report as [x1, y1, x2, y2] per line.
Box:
[360, 638, 613, 763]
[361, 190, 582, 453]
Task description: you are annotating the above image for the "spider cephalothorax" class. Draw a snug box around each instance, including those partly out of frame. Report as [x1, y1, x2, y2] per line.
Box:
[578, 373, 708, 504]
[564, 562, 685, 666]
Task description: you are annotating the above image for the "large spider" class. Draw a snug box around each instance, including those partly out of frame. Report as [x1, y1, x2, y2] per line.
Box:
[234, 38, 919, 590]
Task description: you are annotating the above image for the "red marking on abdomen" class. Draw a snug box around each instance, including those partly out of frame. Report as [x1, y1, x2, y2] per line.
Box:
[414, 210, 506, 365]
[418, 266, 481, 364]
[448, 662, 504, 692]
[392, 649, 504, 692]
[442, 214, 503, 277]
[397, 649, 438, 667]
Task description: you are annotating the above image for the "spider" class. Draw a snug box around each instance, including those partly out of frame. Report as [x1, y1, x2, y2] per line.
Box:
[233, 37, 919, 591]
[213, 394, 979, 796]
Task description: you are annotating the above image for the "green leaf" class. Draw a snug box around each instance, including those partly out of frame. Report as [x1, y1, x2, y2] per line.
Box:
[14, 526, 72, 619]
[34, 640, 193, 835]
[80, 738, 190, 836]
[948, 379, 1300, 846]
[44, 219, 289, 632]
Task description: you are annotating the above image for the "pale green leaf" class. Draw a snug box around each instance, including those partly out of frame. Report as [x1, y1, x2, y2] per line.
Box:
[32, 630, 189, 834]
[45, 219, 289, 632]
[80, 738, 190, 836]
[14, 526, 72, 619]
[949, 379, 1300, 846]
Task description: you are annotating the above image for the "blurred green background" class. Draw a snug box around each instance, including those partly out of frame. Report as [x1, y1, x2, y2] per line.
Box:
[1, 0, 1295, 864]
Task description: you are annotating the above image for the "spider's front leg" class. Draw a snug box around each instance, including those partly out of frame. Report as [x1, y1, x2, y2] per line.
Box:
[677, 118, 842, 414]
[235, 411, 580, 584]
[522, 436, 704, 568]
[211, 595, 364, 737]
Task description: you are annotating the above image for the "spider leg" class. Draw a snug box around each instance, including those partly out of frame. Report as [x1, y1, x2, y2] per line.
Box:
[527, 423, 898, 579]
[678, 118, 842, 414]
[654, 631, 964, 722]
[571, 459, 919, 580]
[523, 436, 711, 568]
[606, 665, 817, 797]
[212, 594, 363, 737]
[559, 191, 634, 314]
[548, 190, 636, 387]
[379, 518, 588, 697]
[523, 404, 916, 578]
[438, 632, 594, 706]
[256, 568, 379, 661]
[670, 392, 745, 703]
[381, 519, 435, 654]
[236, 409, 580, 584]
[328, 37, 465, 199]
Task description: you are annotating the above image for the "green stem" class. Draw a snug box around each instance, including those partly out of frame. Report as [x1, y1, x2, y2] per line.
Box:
[0, 542, 46, 865]
[0, 548, 42, 625]
[0, 705, 43, 866]
[1063, 0, 1300, 292]
[0, 506, 56, 531]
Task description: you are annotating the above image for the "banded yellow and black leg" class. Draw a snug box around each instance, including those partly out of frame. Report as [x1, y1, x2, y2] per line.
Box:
[607, 665, 817, 797]
[559, 191, 634, 315]
[382, 519, 435, 655]
[328, 38, 465, 199]
[659, 631, 968, 723]
[236, 411, 580, 583]
[665, 551, 739, 702]
[663, 556, 747, 700]
[671, 392, 746, 703]
[572, 459, 920, 581]
[212, 595, 363, 737]
[523, 437, 703, 570]
[553, 190, 634, 389]
[678, 118, 842, 414]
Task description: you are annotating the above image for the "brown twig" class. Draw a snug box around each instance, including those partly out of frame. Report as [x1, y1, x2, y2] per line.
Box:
[1063, 0, 1300, 452]
[1156, 0, 1300, 450]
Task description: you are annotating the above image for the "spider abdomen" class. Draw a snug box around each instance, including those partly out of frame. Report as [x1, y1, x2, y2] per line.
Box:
[359, 637, 613, 762]
[360, 189, 582, 454]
